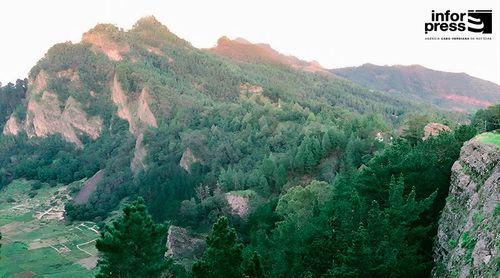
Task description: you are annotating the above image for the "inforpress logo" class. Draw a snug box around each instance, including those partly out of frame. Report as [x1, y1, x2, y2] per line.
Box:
[468, 10, 492, 34]
[424, 9, 493, 35]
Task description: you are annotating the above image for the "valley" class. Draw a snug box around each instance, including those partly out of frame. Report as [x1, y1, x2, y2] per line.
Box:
[0, 180, 98, 277]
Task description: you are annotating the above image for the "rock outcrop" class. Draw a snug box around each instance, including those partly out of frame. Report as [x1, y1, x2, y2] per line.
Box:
[82, 24, 130, 61]
[3, 70, 103, 148]
[130, 134, 147, 173]
[137, 88, 157, 128]
[239, 82, 263, 94]
[111, 74, 158, 172]
[166, 225, 206, 270]
[225, 190, 256, 218]
[24, 93, 102, 147]
[179, 148, 200, 173]
[111, 74, 136, 134]
[433, 136, 499, 277]
[423, 122, 451, 140]
[4, 66, 158, 170]
[3, 117, 22, 135]
[3, 70, 103, 147]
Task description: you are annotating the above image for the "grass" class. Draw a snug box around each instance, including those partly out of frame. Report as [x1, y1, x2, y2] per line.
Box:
[0, 180, 98, 277]
[477, 132, 500, 147]
[460, 232, 477, 265]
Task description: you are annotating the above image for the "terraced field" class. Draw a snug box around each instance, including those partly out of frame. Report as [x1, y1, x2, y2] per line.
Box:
[0, 180, 98, 277]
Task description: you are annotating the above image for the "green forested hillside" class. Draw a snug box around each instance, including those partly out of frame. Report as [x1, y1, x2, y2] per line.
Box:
[0, 16, 496, 277]
[0, 79, 27, 131]
[332, 63, 500, 111]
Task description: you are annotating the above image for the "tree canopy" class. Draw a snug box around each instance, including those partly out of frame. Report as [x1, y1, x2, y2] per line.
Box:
[95, 199, 171, 278]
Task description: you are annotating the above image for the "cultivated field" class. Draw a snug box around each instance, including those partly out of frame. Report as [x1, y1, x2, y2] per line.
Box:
[0, 180, 98, 277]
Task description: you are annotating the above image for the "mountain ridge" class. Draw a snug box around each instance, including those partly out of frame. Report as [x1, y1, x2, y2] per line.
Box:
[332, 63, 500, 111]
[3, 16, 427, 174]
[207, 35, 330, 74]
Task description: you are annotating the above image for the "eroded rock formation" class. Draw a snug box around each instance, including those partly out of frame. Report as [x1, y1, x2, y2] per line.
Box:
[3, 70, 103, 148]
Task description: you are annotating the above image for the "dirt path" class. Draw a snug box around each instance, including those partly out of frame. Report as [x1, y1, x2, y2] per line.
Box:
[76, 239, 98, 256]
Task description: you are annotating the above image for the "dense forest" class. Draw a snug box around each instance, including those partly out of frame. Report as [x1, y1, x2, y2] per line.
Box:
[0, 17, 499, 277]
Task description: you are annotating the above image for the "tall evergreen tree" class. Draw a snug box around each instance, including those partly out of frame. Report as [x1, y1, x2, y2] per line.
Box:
[328, 176, 436, 277]
[95, 199, 171, 278]
[273, 164, 287, 191]
[243, 251, 265, 278]
[192, 216, 243, 278]
[321, 131, 332, 155]
[295, 136, 321, 173]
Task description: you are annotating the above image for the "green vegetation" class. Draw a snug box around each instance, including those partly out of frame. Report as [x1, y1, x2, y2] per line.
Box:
[449, 239, 458, 248]
[230, 190, 257, 198]
[192, 216, 244, 278]
[95, 199, 171, 277]
[0, 18, 497, 277]
[333, 64, 500, 111]
[0, 79, 27, 130]
[460, 232, 477, 265]
[0, 180, 98, 277]
[472, 104, 499, 132]
[477, 132, 500, 147]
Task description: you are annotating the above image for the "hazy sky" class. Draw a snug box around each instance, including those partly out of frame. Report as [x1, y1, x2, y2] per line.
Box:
[1, 0, 499, 85]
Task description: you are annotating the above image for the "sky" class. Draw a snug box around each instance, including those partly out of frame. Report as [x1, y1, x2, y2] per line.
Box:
[0, 0, 499, 85]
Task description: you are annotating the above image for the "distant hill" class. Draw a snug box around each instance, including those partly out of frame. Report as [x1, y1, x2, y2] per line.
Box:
[332, 64, 500, 111]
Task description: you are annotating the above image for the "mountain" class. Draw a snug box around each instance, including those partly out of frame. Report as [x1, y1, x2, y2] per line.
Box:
[0, 15, 488, 277]
[433, 133, 499, 277]
[1, 15, 429, 214]
[208, 36, 329, 74]
[332, 64, 500, 111]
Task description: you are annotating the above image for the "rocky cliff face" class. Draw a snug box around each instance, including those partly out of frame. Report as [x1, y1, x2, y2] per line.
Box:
[433, 136, 499, 277]
[111, 74, 158, 172]
[2, 70, 103, 147]
[3, 23, 160, 168]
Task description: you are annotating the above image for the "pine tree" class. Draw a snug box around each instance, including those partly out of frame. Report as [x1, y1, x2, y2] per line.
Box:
[321, 131, 332, 155]
[295, 136, 320, 173]
[273, 164, 287, 191]
[328, 176, 436, 277]
[243, 251, 265, 278]
[192, 216, 243, 278]
[310, 136, 322, 163]
[95, 199, 171, 278]
[261, 157, 275, 179]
